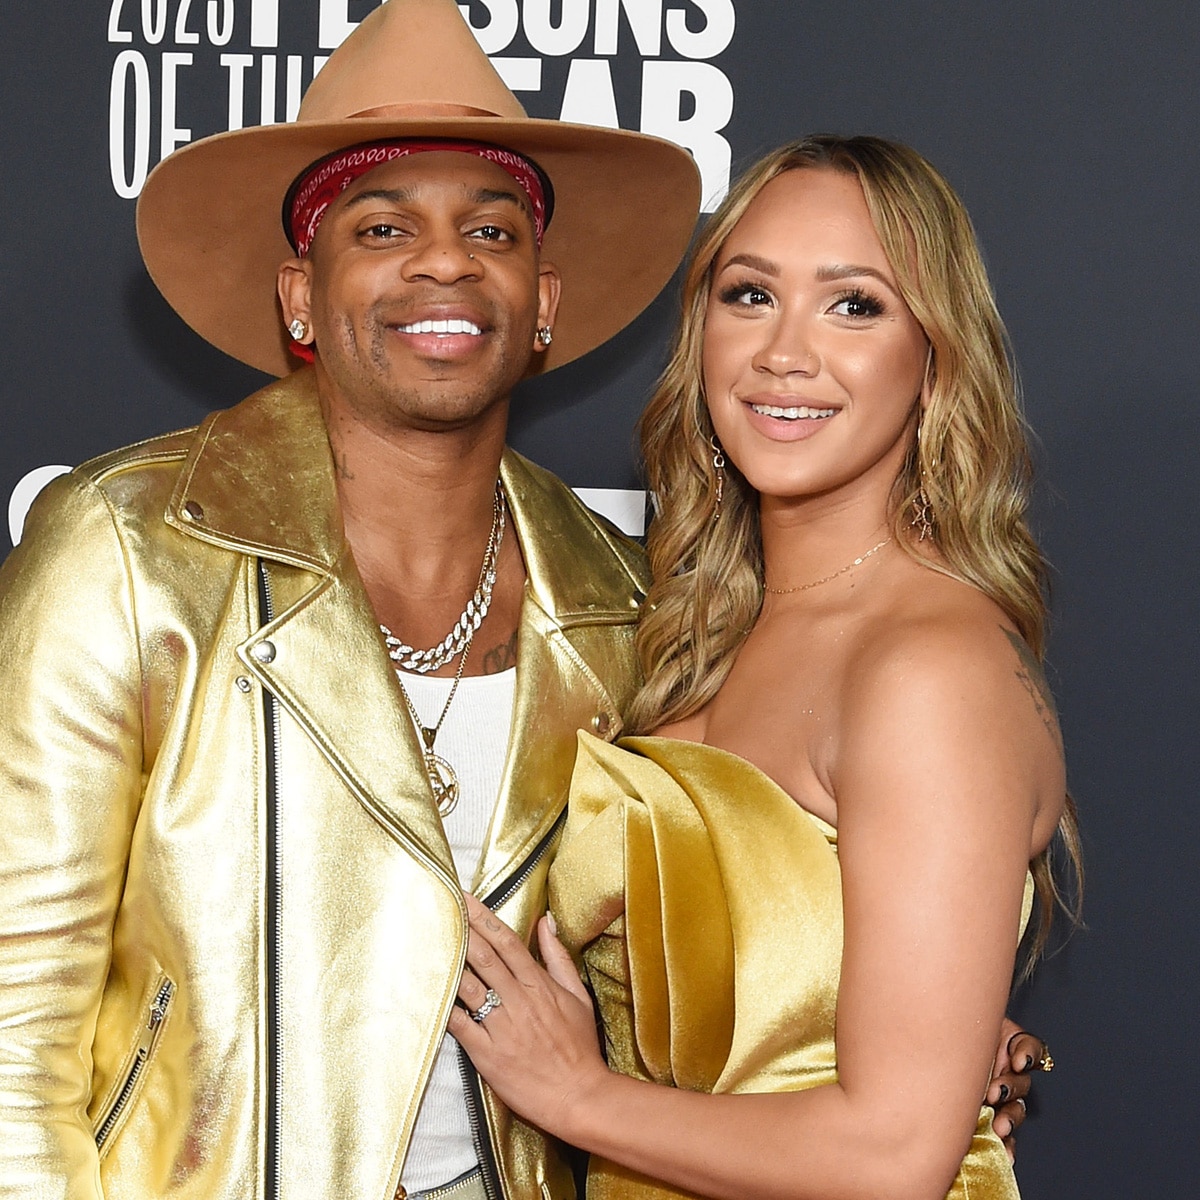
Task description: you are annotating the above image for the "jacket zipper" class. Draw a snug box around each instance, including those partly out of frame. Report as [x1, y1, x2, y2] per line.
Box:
[480, 809, 567, 911]
[94, 977, 175, 1151]
[257, 560, 282, 1200]
[456, 1047, 503, 1200]
[457, 807, 570, 1200]
[252, 567, 566, 1200]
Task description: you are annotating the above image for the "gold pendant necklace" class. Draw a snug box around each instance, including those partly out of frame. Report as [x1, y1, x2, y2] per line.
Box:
[419, 740, 460, 815]
[380, 481, 505, 816]
[396, 634, 472, 817]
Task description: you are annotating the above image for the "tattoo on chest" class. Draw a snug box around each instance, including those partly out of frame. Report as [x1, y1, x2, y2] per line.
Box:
[481, 629, 518, 675]
[1002, 628, 1062, 748]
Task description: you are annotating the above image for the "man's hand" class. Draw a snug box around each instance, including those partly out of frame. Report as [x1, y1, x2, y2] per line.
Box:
[986, 1017, 1054, 1160]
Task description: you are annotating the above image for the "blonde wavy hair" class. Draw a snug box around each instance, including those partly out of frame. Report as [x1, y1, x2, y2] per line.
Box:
[628, 135, 1080, 970]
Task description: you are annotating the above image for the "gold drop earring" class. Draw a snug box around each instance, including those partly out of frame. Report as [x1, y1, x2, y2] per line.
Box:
[710, 435, 725, 518]
[911, 350, 935, 540]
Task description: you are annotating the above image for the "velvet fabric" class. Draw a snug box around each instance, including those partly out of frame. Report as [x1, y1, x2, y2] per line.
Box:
[550, 733, 1027, 1200]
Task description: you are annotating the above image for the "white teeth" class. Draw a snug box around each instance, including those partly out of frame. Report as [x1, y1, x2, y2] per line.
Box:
[396, 318, 482, 335]
[750, 403, 836, 420]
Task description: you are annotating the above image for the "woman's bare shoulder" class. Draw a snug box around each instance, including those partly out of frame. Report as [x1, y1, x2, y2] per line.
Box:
[828, 565, 1065, 851]
[841, 567, 1064, 775]
[850, 564, 1030, 674]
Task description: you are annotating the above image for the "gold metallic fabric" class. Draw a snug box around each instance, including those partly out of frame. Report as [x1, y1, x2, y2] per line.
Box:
[0, 370, 647, 1200]
[551, 734, 1027, 1200]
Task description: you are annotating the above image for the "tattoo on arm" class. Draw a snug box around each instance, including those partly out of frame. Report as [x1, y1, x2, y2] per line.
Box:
[1002, 628, 1063, 748]
[481, 629, 518, 675]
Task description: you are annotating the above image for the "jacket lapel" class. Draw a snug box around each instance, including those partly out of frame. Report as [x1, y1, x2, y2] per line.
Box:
[473, 452, 642, 897]
[167, 371, 455, 881]
[243, 559, 455, 881]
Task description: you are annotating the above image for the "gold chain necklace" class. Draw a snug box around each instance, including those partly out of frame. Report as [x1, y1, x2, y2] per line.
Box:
[764, 536, 893, 595]
[380, 482, 504, 815]
[393, 636, 473, 817]
[380, 484, 504, 673]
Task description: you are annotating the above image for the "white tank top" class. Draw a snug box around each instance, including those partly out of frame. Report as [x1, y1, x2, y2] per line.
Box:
[397, 667, 516, 1191]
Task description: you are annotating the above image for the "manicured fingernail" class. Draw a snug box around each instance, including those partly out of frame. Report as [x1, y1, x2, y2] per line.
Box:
[997, 1084, 1010, 1103]
[1022, 1055, 1035, 1071]
[546, 911, 558, 936]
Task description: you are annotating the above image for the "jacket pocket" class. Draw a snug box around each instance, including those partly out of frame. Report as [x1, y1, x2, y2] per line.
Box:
[92, 972, 175, 1155]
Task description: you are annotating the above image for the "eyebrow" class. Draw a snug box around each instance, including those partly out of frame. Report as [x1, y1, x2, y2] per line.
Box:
[718, 253, 897, 290]
[815, 263, 895, 287]
[721, 252, 780, 276]
[341, 185, 530, 214]
[342, 187, 415, 210]
[471, 186, 530, 215]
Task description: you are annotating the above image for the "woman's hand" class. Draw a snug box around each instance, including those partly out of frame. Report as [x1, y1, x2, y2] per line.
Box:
[448, 893, 611, 1137]
[985, 1018, 1054, 1159]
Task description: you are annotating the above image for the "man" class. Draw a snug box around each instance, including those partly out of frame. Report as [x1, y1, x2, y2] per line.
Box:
[0, 3, 1042, 1198]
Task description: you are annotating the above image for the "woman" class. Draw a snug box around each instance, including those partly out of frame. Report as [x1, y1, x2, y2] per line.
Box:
[447, 136, 1080, 1200]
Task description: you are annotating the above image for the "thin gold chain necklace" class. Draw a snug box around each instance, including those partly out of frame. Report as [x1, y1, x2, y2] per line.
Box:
[764, 536, 893, 595]
[393, 637, 472, 817]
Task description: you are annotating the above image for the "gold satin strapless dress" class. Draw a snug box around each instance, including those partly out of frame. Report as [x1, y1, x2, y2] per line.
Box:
[549, 733, 1025, 1200]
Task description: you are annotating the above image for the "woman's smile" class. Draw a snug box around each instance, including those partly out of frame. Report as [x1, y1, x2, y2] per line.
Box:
[743, 397, 839, 441]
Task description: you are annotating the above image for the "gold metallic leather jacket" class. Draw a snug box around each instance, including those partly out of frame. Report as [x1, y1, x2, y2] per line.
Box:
[0, 371, 648, 1200]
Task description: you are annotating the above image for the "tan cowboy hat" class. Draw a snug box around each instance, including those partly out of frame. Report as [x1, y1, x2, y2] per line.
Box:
[136, 0, 702, 377]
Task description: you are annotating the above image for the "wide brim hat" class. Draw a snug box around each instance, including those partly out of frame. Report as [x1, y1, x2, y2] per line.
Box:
[136, 0, 702, 377]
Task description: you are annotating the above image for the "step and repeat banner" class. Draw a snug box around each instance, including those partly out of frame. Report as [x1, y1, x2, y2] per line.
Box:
[2, 3, 1197, 1194]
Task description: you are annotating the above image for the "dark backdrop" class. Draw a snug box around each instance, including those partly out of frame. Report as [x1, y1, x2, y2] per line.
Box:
[2, 3, 1196, 1194]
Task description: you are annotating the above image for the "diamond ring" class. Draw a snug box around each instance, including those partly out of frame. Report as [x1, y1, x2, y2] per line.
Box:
[471, 988, 503, 1023]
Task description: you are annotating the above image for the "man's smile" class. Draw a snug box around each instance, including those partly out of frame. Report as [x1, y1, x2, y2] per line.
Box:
[394, 318, 483, 336]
